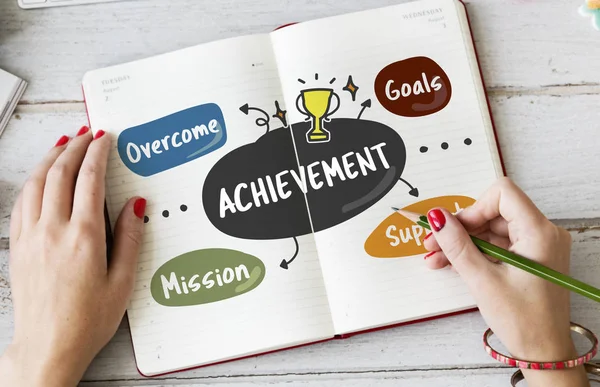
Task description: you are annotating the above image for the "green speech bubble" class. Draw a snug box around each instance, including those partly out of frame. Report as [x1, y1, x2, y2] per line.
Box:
[150, 248, 266, 307]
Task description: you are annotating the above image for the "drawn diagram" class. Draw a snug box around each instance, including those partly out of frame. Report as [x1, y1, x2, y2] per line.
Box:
[134, 58, 462, 310]
[202, 73, 419, 270]
[122, 57, 458, 276]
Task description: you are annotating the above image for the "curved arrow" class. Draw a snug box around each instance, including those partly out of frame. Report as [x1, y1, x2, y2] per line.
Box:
[240, 103, 270, 135]
[357, 99, 372, 120]
[399, 177, 419, 197]
[280, 236, 299, 270]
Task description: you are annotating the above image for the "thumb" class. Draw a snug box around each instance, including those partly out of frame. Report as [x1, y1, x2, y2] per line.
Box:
[108, 197, 146, 302]
[427, 208, 494, 284]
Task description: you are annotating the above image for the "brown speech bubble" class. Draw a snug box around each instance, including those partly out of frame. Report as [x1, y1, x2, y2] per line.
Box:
[374, 57, 452, 117]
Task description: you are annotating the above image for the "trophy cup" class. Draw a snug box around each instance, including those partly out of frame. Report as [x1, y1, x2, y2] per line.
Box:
[296, 88, 340, 143]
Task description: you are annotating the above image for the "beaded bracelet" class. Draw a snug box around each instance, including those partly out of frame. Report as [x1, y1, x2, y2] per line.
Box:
[483, 322, 598, 370]
[510, 362, 600, 386]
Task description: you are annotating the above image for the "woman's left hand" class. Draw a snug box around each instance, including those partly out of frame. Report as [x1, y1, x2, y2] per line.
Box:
[0, 126, 146, 387]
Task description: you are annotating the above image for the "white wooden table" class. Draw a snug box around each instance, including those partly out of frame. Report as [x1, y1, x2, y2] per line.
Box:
[1, 0, 599, 385]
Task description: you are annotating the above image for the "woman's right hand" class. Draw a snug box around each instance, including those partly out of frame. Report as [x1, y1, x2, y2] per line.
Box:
[423, 177, 589, 387]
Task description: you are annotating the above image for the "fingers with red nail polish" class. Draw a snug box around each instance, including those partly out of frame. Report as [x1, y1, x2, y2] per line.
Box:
[55, 135, 69, 147]
[42, 125, 96, 219]
[422, 223, 451, 270]
[76, 126, 90, 137]
[8, 122, 145, 387]
[52, 125, 91, 148]
[133, 198, 147, 219]
[93, 130, 106, 140]
[423, 250, 451, 270]
[427, 209, 446, 232]
[109, 196, 146, 292]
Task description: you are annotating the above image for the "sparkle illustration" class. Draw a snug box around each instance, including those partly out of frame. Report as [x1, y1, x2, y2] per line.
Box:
[272, 100, 288, 127]
[343, 75, 359, 101]
[297, 75, 336, 85]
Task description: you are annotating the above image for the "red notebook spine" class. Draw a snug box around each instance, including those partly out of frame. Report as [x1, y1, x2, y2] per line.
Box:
[274, 22, 298, 30]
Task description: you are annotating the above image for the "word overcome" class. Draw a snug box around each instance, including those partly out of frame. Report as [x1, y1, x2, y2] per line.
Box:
[219, 142, 391, 219]
[125, 119, 220, 163]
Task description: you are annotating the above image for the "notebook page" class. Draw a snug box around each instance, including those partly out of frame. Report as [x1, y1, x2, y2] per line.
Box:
[270, 0, 503, 334]
[82, 34, 334, 375]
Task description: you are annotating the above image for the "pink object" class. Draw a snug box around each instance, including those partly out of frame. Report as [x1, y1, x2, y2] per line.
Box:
[483, 323, 598, 370]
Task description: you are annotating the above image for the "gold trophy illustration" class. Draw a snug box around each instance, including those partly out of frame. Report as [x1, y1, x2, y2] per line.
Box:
[296, 88, 340, 143]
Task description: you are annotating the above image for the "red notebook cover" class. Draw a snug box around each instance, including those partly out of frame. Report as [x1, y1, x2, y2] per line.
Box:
[82, 0, 506, 377]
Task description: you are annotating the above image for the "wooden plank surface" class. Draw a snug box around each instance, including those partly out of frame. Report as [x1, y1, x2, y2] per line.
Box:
[78, 369, 516, 387]
[0, 0, 599, 103]
[0, 229, 598, 383]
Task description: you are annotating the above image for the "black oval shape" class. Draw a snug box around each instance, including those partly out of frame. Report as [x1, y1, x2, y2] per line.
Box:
[202, 118, 406, 239]
[203, 128, 312, 240]
[292, 118, 406, 232]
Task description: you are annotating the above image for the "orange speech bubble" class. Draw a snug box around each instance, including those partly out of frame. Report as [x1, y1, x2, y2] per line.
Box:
[364, 195, 475, 258]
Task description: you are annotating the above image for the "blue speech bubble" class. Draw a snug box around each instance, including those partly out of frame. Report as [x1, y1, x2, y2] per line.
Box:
[117, 103, 227, 177]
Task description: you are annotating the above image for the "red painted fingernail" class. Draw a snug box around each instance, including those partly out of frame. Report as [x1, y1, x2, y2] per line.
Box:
[77, 125, 90, 136]
[54, 135, 69, 147]
[424, 232, 433, 240]
[133, 198, 147, 219]
[424, 251, 436, 259]
[427, 209, 446, 232]
[93, 130, 105, 140]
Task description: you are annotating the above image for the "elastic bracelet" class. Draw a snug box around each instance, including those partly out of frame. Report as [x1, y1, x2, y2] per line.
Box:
[510, 362, 600, 386]
[483, 322, 598, 370]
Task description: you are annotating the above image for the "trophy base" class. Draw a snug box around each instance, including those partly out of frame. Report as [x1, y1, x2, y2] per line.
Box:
[307, 133, 330, 143]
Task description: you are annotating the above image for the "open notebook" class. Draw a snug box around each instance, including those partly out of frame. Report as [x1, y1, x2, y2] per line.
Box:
[82, 0, 503, 376]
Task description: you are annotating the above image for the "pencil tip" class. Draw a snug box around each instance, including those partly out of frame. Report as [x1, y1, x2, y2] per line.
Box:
[392, 208, 425, 223]
[391, 207, 400, 211]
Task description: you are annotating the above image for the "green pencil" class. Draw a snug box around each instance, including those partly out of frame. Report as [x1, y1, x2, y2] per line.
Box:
[392, 207, 600, 304]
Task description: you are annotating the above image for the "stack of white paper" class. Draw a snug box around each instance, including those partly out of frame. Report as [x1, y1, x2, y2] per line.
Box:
[0, 68, 27, 137]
